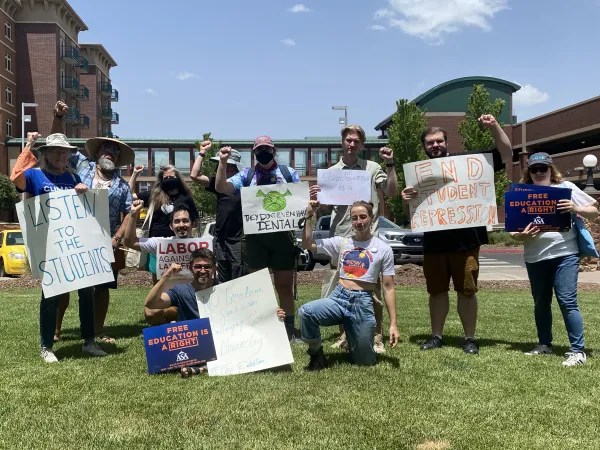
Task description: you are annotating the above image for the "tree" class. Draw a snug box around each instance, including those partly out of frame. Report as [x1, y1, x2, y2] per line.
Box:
[189, 132, 221, 220]
[457, 84, 510, 205]
[0, 173, 17, 211]
[385, 99, 428, 224]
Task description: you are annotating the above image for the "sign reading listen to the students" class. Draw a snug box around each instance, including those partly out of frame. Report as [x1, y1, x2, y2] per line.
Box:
[196, 269, 294, 376]
[155, 238, 213, 279]
[504, 184, 572, 232]
[16, 189, 114, 297]
[403, 154, 498, 233]
[241, 182, 309, 235]
[142, 318, 217, 375]
[316, 169, 371, 205]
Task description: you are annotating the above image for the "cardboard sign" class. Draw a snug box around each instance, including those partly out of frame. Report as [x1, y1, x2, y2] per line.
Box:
[16, 189, 114, 297]
[142, 319, 217, 375]
[241, 182, 309, 235]
[195, 269, 294, 376]
[505, 186, 572, 232]
[155, 238, 213, 279]
[403, 154, 498, 232]
[316, 169, 371, 205]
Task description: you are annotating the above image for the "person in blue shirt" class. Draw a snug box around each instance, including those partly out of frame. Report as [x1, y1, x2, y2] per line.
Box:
[215, 136, 302, 343]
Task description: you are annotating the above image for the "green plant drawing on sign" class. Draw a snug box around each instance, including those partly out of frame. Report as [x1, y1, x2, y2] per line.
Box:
[257, 189, 292, 212]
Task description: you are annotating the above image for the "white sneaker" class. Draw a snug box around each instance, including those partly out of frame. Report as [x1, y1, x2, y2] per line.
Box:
[562, 352, 586, 367]
[374, 333, 386, 354]
[82, 341, 107, 357]
[41, 347, 58, 363]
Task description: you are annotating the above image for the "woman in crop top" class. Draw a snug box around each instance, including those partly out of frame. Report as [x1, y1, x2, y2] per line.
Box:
[298, 200, 399, 370]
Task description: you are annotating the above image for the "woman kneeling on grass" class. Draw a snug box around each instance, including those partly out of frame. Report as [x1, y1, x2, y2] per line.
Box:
[298, 200, 399, 370]
[511, 152, 598, 367]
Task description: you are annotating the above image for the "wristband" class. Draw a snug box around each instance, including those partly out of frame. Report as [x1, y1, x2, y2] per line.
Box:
[54, 114, 64, 119]
[199, 152, 206, 158]
[386, 163, 395, 168]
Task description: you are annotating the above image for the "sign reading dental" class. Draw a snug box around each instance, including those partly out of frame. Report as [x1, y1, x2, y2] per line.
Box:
[241, 181, 309, 235]
[16, 189, 114, 297]
[316, 169, 371, 205]
[403, 154, 498, 233]
[155, 238, 213, 279]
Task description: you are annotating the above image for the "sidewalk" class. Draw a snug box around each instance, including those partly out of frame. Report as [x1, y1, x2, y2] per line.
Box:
[479, 269, 600, 284]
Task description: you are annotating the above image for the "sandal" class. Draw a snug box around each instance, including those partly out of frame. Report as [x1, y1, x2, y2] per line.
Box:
[97, 335, 116, 344]
[180, 366, 206, 378]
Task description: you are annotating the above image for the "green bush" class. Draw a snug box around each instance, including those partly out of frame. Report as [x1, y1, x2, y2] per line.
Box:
[487, 230, 522, 246]
[0, 173, 17, 211]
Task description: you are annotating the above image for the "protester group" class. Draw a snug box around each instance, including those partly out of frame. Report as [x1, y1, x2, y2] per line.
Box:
[10, 101, 598, 374]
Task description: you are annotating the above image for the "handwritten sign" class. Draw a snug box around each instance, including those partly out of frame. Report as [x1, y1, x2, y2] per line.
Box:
[241, 182, 309, 235]
[142, 319, 217, 375]
[16, 189, 114, 297]
[316, 169, 371, 205]
[505, 185, 572, 232]
[195, 269, 294, 376]
[403, 154, 498, 232]
[155, 238, 213, 279]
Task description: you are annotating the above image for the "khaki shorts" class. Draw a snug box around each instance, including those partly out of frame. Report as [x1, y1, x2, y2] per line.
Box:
[423, 249, 479, 296]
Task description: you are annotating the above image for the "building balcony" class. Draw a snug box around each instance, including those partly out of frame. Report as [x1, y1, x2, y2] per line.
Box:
[111, 112, 119, 124]
[77, 85, 89, 100]
[65, 107, 80, 124]
[61, 76, 79, 94]
[74, 114, 90, 128]
[99, 82, 112, 97]
[62, 46, 79, 64]
[111, 89, 119, 102]
[99, 107, 113, 120]
[72, 56, 89, 74]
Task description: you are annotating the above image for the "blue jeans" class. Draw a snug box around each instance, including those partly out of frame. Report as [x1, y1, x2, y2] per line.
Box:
[525, 254, 584, 353]
[298, 285, 377, 366]
[40, 287, 95, 349]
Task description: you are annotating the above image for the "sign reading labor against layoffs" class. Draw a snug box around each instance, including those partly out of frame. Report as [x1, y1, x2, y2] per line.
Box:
[196, 269, 294, 376]
[316, 169, 371, 205]
[403, 153, 498, 233]
[241, 181, 309, 235]
[155, 238, 213, 279]
[16, 189, 114, 297]
[142, 318, 217, 375]
[504, 184, 572, 232]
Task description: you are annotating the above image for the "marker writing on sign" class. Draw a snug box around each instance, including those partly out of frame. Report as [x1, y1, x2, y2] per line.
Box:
[27, 193, 96, 228]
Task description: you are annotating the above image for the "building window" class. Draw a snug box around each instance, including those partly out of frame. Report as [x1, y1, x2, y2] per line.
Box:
[5, 86, 12, 105]
[294, 148, 308, 176]
[311, 149, 328, 174]
[6, 118, 12, 136]
[5, 53, 11, 72]
[238, 149, 252, 168]
[151, 149, 170, 176]
[174, 150, 191, 176]
[133, 149, 149, 175]
[4, 21, 11, 41]
[277, 148, 291, 167]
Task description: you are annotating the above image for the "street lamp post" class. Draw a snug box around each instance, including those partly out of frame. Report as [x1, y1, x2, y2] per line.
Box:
[331, 106, 348, 127]
[21, 102, 38, 151]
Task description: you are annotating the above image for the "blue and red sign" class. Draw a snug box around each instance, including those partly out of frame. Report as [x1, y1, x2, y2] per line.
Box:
[504, 184, 572, 232]
[142, 318, 217, 375]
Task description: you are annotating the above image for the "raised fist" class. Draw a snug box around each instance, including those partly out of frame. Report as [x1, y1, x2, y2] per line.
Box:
[54, 101, 68, 116]
[133, 164, 145, 175]
[131, 199, 144, 214]
[200, 140, 212, 154]
[379, 146, 394, 162]
[26, 132, 42, 145]
[219, 146, 232, 162]
[478, 114, 498, 129]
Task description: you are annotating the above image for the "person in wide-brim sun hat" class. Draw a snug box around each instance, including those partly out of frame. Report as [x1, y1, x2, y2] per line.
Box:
[84, 137, 135, 167]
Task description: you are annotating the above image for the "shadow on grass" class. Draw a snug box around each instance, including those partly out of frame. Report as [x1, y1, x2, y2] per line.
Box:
[54, 341, 126, 359]
[325, 352, 401, 368]
[61, 321, 146, 341]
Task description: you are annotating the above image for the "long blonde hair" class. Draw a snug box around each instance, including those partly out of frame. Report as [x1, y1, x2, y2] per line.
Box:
[519, 165, 563, 184]
[149, 165, 192, 210]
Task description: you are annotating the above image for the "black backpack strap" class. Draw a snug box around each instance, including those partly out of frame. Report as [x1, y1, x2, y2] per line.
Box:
[244, 168, 255, 187]
[279, 165, 293, 183]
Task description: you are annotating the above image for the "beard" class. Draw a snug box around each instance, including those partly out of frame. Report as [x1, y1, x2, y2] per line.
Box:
[425, 147, 448, 159]
[98, 156, 116, 173]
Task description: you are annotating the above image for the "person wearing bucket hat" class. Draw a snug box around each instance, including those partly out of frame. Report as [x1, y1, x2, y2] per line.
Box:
[10, 131, 107, 363]
[50, 101, 134, 344]
[190, 140, 246, 283]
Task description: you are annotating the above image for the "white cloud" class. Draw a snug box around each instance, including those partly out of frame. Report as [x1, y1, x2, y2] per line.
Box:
[175, 71, 199, 81]
[376, 0, 508, 44]
[281, 38, 296, 46]
[287, 4, 312, 13]
[513, 83, 549, 106]
[143, 88, 157, 95]
[370, 24, 387, 31]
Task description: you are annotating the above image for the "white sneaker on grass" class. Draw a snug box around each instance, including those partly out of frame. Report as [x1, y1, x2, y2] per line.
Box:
[41, 347, 58, 363]
[562, 352, 586, 367]
[82, 341, 107, 357]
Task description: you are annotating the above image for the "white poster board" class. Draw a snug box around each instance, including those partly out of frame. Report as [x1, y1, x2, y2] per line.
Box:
[241, 181, 309, 235]
[155, 238, 213, 279]
[403, 154, 498, 232]
[316, 169, 371, 205]
[15, 189, 114, 297]
[196, 269, 294, 376]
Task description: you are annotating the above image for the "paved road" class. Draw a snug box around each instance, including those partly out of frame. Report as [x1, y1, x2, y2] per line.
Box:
[478, 250, 527, 280]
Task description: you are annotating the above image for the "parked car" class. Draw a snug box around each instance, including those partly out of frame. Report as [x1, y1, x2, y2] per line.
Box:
[0, 229, 27, 277]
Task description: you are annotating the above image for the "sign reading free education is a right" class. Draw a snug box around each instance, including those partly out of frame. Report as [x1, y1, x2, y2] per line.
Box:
[504, 184, 572, 232]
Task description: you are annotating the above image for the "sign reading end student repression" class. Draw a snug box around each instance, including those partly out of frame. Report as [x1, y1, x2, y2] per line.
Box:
[403, 153, 498, 233]
[241, 182, 309, 235]
[16, 189, 114, 297]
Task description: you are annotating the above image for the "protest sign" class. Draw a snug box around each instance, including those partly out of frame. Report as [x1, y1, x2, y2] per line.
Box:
[316, 169, 371, 205]
[16, 189, 114, 297]
[505, 186, 572, 232]
[142, 319, 217, 375]
[241, 181, 309, 235]
[195, 269, 294, 376]
[155, 238, 213, 279]
[403, 154, 498, 233]
[509, 183, 557, 192]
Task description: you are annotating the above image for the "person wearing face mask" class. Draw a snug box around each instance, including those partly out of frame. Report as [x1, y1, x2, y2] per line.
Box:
[298, 200, 400, 370]
[510, 153, 598, 367]
[215, 136, 302, 343]
[401, 115, 511, 355]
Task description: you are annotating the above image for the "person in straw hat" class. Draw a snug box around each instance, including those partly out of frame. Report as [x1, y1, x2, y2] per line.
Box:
[51, 101, 134, 344]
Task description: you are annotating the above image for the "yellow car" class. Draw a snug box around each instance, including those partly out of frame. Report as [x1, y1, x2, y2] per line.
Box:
[0, 229, 27, 277]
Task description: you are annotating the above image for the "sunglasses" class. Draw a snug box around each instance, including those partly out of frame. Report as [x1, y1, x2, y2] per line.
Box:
[101, 142, 120, 155]
[529, 166, 549, 174]
[192, 264, 213, 271]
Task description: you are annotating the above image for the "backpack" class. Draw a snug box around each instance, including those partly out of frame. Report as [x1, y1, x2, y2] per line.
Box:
[243, 165, 293, 187]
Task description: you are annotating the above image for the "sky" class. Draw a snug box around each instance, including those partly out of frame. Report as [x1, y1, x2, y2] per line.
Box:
[68, 0, 600, 140]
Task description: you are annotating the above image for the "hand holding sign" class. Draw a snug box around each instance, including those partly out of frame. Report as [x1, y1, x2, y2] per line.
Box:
[557, 199, 576, 214]
[401, 186, 418, 201]
[515, 222, 540, 241]
[74, 183, 88, 194]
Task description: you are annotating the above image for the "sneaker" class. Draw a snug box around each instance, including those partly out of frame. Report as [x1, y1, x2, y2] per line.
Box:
[525, 344, 553, 356]
[306, 347, 328, 371]
[40, 347, 58, 363]
[331, 333, 348, 351]
[463, 338, 479, 354]
[562, 352, 586, 367]
[82, 341, 107, 357]
[374, 333, 386, 354]
[420, 335, 443, 351]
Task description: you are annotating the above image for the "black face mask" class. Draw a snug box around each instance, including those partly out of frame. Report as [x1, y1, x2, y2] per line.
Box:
[255, 151, 274, 165]
[161, 177, 181, 191]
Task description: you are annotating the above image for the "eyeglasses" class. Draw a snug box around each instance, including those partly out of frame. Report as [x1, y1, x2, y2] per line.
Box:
[529, 166, 549, 174]
[193, 264, 213, 271]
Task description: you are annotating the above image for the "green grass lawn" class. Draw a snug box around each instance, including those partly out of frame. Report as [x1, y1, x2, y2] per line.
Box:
[2, 286, 600, 450]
